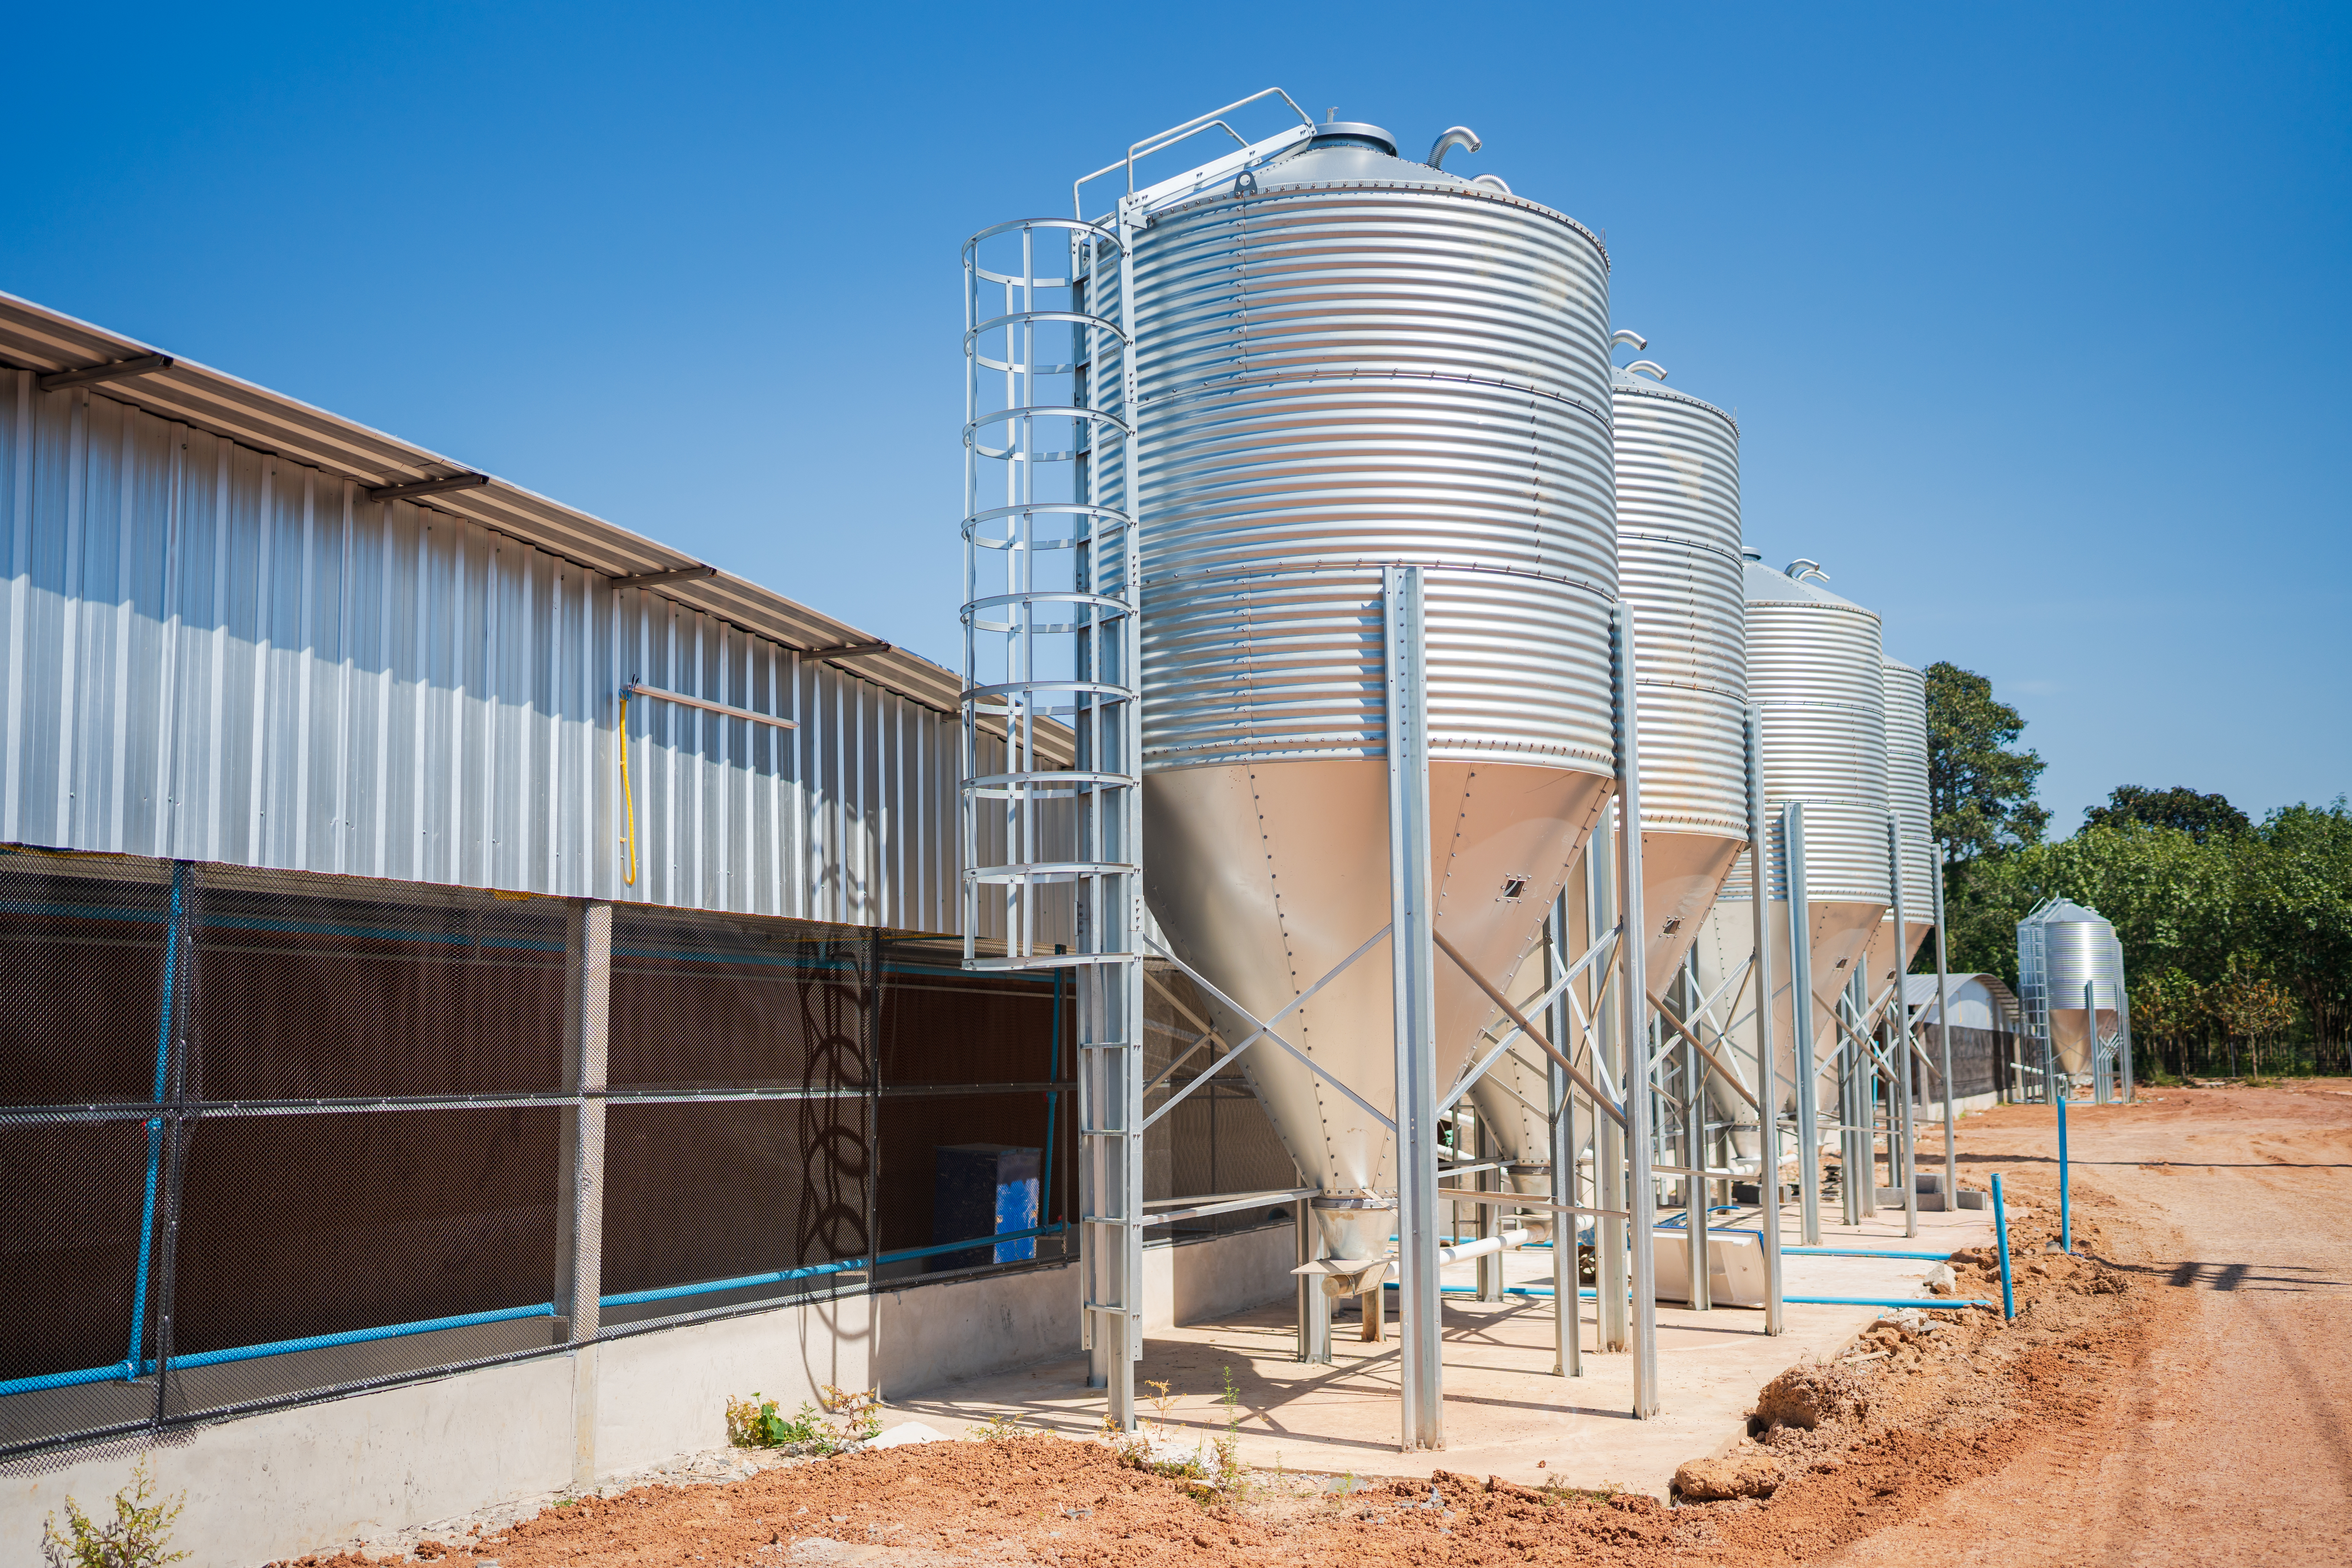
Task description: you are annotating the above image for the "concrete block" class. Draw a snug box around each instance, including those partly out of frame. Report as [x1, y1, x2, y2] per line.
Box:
[1650, 1231, 1768, 1307]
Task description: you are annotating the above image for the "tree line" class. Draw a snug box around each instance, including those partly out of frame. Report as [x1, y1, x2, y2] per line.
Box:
[1924, 663, 2351, 1075]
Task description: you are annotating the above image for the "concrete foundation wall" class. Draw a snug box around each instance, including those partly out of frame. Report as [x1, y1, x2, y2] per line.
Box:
[873, 1223, 1298, 1396]
[874, 1264, 1079, 1399]
[1147, 1225, 1297, 1329]
[595, 1295, 872, 1475]
[2, 1228, 1295, 1566]
[1, 1356, 576, 1568]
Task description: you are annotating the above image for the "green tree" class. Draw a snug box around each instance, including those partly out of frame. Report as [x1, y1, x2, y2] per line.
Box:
[2128, 968, 2207, 1077]
[1924, 661, 2050, 860]
[2210, 964, 2297, 1077]
[2241, 799, 2352, 1064]
[2083, 785, 2250, 843]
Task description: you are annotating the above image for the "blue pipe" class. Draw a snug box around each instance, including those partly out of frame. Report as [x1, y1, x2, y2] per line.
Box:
[1992, 1173, 2015, 1320]
[1384, 1283, 1597, 1298]
[2056, 1093, 2071, 1253]
[597, 1222, 1070, 1309]
[3, 1302, 560, 1398]
[7, 1223, 1075, 1403]
[1785, 1247, 1955, 1260]
[1039, 970, 1063, 1226]
[1784, 1296, 1998, 1310]
[0, 894, 1059, 986]
[125, 862, 190, 1379]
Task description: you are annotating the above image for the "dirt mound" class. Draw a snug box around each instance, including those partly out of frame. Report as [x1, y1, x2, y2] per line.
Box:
[1753, 1362, 1869, 1430]
[1674, 1446, 1785, 1500]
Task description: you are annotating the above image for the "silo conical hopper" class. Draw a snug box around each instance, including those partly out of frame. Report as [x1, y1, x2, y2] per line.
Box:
[1467, 352, 1748, 1196]
[1101, 121, 1622, 1263]
[1860, 658, 1936, 1015]
[1690, 557, 1892, 1156]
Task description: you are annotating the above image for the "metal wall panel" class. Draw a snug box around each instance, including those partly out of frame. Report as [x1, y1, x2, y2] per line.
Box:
[0, 370, 977, 930]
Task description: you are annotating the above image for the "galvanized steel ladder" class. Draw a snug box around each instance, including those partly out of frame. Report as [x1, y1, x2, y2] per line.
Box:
[960, 215, 1147, 1428]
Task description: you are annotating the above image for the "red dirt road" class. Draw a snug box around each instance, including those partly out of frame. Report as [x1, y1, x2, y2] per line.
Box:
[1833, 1083, 2352, 1565]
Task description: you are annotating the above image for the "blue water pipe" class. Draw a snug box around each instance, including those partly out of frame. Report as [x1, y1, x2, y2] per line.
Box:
[5, 1302, 560, 1398]
[1039, 968, 1063, 1227]
[1992, 1173, 2015, 1320]
[2056, 1093, 2071, 1253]
[1784, 1296, 1998, 1310]
[6, 1221, 1071, 1402]
[123, 861, 190, 1380]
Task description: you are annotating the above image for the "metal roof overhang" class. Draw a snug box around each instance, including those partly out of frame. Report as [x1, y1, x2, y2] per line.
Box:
[0, 289, 1068, 760]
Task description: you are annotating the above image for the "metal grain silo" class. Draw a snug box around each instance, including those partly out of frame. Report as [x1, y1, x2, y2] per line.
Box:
[1860, 658, 1935, 1005]
[1690, 556, 1891, 1142]
[1103, 121, 1619, 1259]
[2018, 897, 2126, 1082]
[1470, 349, 1746, 1185]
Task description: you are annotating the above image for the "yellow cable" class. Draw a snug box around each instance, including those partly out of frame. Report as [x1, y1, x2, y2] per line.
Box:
[619, 692, 639, 887]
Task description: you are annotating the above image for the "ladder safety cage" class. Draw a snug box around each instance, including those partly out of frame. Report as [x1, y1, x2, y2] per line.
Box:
[960, 213, 1149, 1429]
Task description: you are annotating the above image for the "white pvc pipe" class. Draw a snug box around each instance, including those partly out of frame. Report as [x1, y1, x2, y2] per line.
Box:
[1436, 1229, 1534, 1269]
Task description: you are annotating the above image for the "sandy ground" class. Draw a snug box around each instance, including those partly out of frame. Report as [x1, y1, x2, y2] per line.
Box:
[1827, 1080, 2352, 1566]
[267, 1082, 2351, 1566]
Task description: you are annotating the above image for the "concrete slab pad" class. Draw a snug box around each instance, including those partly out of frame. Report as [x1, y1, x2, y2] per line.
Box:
[880, 1202, 1995, 1499]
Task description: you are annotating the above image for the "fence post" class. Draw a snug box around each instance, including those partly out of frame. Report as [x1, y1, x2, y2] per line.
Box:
[555, 899, 612, 1493]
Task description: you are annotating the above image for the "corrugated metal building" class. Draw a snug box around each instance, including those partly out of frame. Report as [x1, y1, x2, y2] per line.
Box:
[0, 291, 1090, 1469]
[0, 292, 1302, 1522]
[0, 290, 1032, 931]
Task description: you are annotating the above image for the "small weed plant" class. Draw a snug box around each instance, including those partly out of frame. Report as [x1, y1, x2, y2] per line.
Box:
[1097, 1368, 1245, 1500]
[971, 1409, 1031, 1442]
[724, 1384, 883, 1454]
[818, 1384, 884, 1446]
[41, 1458, 187, 1568]
[726, 1392, 828, 1451]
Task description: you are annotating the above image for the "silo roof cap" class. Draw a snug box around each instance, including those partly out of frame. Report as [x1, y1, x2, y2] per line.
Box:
[1256, 121, 1474, 190]
[1744, 557, 1871, 612]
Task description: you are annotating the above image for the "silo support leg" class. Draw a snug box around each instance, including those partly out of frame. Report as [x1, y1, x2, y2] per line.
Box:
[1385, 567, 1444, 1452]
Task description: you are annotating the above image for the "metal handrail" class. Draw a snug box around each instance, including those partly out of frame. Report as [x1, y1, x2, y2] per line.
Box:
[1070, 88, 1315, 214]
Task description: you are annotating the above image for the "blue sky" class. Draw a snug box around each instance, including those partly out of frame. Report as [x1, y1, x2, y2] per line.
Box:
[3, 2, 2344, 830]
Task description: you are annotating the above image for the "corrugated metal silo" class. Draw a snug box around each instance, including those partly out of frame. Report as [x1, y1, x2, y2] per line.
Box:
[1690, 556, 1891, 1134]
[1860, 657, 1935, 1007]
[1097, 121, 1620, 1255]
[2018, 897, 2127, 1078]
[1471, 351, 1746, 1185]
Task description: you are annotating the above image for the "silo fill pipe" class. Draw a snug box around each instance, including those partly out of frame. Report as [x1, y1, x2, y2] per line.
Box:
[1426, 126, 1481, 167]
